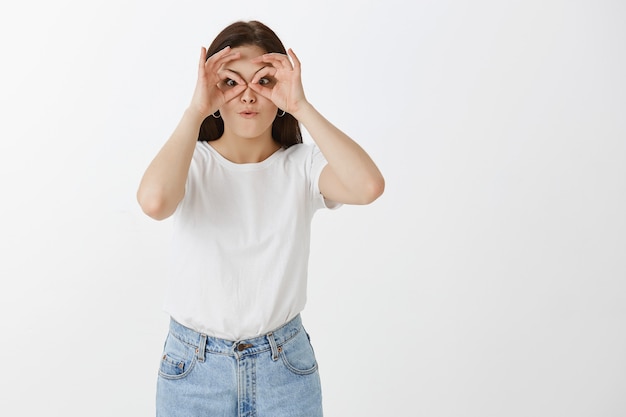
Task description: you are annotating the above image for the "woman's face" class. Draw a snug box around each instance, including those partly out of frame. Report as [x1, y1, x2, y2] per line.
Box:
[218, 44, 278, 141]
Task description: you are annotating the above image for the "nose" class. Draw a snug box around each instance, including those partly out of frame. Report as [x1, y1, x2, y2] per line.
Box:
[240, 86, 256, 103]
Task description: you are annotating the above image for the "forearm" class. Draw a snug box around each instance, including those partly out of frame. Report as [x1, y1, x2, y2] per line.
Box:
[293, 102, 385, 202]
[137, 108, 205, 220]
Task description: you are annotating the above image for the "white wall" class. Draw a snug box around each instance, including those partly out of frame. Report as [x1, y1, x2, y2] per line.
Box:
[1, 0, 625, 416]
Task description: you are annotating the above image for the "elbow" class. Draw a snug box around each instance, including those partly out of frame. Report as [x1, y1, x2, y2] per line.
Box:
[137, 189, 177, 221]
[369, 175, 386, 203]
[358, 175, 385, 205]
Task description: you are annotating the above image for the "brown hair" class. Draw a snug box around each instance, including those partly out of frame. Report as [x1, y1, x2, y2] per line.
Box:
[198, 21, 302, 148]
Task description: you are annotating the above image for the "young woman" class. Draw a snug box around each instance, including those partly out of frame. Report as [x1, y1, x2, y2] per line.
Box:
[137, 20, 384, 416]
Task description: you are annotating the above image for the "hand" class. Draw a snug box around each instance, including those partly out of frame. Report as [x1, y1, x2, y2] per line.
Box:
[249, 49, 308, 116]
[189, 46, 247, 118]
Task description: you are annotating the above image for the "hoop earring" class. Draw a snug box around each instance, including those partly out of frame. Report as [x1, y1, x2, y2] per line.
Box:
[277, 109, 286, 117]
[212, 111, 221, 118]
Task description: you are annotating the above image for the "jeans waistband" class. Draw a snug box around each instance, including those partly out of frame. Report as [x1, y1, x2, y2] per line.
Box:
[168, 315, 303, 357]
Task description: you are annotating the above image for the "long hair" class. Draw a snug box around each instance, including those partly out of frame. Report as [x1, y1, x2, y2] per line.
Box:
[198, 21, 302, 148]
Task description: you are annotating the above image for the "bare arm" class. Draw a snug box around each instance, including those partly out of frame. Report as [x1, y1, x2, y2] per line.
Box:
[250, 49, 384, 205]
[137, 46, 246, 220]
[293, 102, 384, 204]
[136, 109, 205, 220]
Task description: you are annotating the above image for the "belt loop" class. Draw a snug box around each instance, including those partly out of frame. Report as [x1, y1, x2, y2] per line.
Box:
[197, 334, 207, 362]
[266, 332, 279, 361]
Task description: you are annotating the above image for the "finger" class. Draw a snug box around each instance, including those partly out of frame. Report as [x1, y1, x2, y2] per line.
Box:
[250, 66, 277, 85]
[206, 53, 243, 86]
[287, 48, 301, 71]
[205, 47, 240, 70]
[222, 84, 247, 101]
[250, 67, 277, 100]
[248, 82, 273, 100]
[218, 69, 247, 86]
[252, 52, 291, 70]
[206, 45, 231, 62]
[198, 47, 208, 71]
[202, 45, 228, 72]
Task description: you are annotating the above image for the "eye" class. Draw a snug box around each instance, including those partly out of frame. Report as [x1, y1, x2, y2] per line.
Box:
[258, 77, 272, 86]
[224, 78, 238, 87]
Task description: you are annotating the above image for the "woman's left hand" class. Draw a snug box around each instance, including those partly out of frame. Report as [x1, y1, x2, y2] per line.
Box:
[249, 49, 308, 116]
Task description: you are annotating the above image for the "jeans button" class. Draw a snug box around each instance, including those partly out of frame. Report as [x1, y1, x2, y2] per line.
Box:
[237, 343, 252, 352]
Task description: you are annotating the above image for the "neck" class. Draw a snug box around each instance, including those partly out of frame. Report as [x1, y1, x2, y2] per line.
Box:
[210, 132, 281, 164]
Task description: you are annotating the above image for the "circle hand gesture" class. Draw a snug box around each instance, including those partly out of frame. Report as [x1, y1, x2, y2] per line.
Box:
[248, 49, 308, 116]
[189, 46, 247, 118]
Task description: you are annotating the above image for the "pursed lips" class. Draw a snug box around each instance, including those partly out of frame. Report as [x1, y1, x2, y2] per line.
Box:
[239, 110, 258, 118]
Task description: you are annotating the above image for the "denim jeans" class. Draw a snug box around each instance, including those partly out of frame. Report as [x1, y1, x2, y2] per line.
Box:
[156, 315, 323, 417]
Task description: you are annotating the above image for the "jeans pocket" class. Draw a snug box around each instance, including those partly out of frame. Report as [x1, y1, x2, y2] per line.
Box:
[279, 330, 318, 376]
[158, 333, 197, 380]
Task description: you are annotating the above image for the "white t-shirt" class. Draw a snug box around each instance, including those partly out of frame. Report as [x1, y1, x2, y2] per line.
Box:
[163, 141, 337, 340]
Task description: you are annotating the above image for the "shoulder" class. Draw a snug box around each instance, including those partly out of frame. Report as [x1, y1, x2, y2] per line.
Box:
[277, 143, 329, 187]
[193, 141, 210, 159]
[275, 143, 322, 175]
[190, 141, 219, 169]
[280, 142, 319, 163]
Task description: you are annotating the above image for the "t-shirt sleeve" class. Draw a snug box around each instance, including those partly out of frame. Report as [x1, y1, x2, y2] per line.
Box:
[309, 145, 342, 210]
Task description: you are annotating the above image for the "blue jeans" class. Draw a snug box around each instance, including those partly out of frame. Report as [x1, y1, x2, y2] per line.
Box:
[156, 315, 323, 416]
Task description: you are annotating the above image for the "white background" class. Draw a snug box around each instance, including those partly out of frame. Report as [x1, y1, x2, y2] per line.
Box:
[1, 0, 625, 416]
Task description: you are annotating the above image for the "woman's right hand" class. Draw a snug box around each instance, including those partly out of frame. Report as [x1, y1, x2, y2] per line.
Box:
[189, 46, 246, 118]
